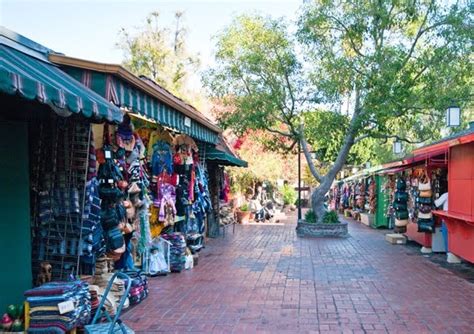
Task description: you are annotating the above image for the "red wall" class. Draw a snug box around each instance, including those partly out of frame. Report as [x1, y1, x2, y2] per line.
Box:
[448, 142, 474, 217]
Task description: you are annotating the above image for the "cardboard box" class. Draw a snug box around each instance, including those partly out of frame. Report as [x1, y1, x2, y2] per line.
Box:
[360, 213, 374, 226]
[385, 233, 407, 245]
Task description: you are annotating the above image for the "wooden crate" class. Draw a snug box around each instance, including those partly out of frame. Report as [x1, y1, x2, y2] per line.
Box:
[385, 233, 407, 245]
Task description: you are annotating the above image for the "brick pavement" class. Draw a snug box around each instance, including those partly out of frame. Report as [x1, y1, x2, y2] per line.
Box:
[123, 214, 474, 333]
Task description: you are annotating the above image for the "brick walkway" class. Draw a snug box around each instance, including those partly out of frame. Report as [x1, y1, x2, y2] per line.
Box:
[123, 214, 474, 333]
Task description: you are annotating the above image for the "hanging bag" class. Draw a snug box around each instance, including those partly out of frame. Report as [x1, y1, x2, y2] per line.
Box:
[419, 204, 432, 214]
[418, 170, 431, 191]
[395, 218, 409, 227]
[396, 210, 409, 220]
[419, 189, 433, 198]
[417, 218, 435, 233]
[394, 192, 408, 202]
[393, 202, 408, 211]
[396, 178, 406, 191]
[418, 196, 432, 205]
[418, 211, 433, 219]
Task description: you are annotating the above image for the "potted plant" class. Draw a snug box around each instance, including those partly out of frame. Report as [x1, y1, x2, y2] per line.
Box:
[297, 210, 348, 238]
[236, 203, 251, 224]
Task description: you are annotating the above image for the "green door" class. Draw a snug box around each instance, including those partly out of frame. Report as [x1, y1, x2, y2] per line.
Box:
[375, 174, 389, 228]
[0, 121, 32, 310]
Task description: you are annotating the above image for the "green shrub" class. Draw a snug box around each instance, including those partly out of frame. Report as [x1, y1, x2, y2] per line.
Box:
[240, 203, 249, 212]
[323, 210, 340, 224]
[280, 184, 297, 205]
[304, 209, 317, 223]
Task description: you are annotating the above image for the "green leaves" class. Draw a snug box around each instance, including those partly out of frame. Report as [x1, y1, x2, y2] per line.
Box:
[205, 1, 472, 183]
[203, 14, 304, 139]
[117, 11, 200, 100]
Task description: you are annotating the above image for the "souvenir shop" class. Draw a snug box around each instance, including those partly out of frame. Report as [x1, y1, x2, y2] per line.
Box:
[331, 168, 387, 228]
[0, 26, 123, 329]
[197, 136, 247, 237]
[338, 123, 474, 263]
[0, 28, 228, 332]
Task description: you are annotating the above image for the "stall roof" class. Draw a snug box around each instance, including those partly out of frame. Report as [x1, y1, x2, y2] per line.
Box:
[49, 53, 221, 144]
[200, 135, 248, 167]
[412, 124, 474, 156]
[0, 27, 122, 123]
[376, 124, 474, 174]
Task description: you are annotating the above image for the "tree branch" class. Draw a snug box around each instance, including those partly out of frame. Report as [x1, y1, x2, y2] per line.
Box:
[325, 14, 366, 58]
[299, 125, 322, 183]
[264, 126, 293, 138]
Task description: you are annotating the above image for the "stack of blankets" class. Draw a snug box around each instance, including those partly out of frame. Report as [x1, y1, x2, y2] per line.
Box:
[89, 286, 100, 320]
[162, 233, 186, 272]
[126, 272, 149, 305]
[25, 281, 91, 333]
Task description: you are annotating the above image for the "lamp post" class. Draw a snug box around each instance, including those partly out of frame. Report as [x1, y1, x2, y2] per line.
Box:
[446, 105, 461, 127]
[297, 139, 302, 222]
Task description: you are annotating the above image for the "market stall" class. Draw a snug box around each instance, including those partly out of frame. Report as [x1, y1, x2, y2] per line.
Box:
[421, 125, 474, 262]
[1, 27, 230, 332]
[338, 166, 387, 228]
[0, 27, 122, 313]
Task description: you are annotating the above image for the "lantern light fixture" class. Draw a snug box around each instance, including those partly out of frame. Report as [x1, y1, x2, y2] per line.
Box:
[446, 105, 461, 127]
[393, 141, 403, 154]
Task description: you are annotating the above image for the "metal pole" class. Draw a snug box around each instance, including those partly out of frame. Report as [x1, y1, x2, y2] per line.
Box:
[298, 139, 302, 222]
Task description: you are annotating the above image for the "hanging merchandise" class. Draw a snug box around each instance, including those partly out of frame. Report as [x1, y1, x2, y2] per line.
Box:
[416, 170, 435, 233]
[368, 177, 376, 214]
[393, 176, 409, 232]
[30, 118, 99, 280]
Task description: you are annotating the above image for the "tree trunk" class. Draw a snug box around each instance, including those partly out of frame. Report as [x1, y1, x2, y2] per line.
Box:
[303, 89, 362, 223]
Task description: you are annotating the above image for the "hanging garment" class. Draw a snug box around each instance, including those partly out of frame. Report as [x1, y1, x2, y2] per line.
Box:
[158, 184, 177, 222]
[151, 141, 173, 176]
[147, 128, 174, 160]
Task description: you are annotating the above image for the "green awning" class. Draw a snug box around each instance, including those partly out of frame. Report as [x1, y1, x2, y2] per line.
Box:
[0, 32, 122, 123]
[198, 139, 248, 167]
[205, 147, 248, 167]
[61, 67, 219, 144]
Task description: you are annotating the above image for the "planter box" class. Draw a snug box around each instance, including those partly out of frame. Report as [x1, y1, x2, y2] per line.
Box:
[296, 220, 348, 238]
[236, 211, 251, 224]
[360, 213, 375, 226]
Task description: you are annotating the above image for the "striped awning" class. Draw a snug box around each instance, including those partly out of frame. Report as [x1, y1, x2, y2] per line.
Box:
[62, 67, 218, 144]
[205, 147, 248, 167]
[198, 139, 248, 167]
[0, 42, 122, 123]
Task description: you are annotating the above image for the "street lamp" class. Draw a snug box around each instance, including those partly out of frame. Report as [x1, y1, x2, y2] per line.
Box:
[297, 140, 302, 222]
[446, 105, 461, 127]
[393, 141, 403, 154]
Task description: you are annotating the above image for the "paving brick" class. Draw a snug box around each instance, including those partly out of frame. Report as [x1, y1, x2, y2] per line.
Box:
[122, 212, 474, 333]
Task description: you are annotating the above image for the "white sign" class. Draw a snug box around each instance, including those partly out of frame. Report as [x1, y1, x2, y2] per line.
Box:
[58, 300, 75, 314]
[184, 117, 192, 127]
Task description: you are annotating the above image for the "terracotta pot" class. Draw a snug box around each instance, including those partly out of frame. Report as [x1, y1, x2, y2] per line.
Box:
[236, 210, 251, 224]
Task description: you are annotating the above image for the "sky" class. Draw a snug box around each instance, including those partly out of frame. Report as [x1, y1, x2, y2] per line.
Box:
[1, 0, 301, 69]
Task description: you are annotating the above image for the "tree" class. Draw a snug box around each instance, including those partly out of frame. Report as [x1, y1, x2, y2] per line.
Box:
[118, 11, 200, 99]
[204, 1, 472, 222]
[228, 131, 297, 193]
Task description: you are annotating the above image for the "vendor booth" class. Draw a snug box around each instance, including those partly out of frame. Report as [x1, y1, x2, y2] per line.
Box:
[421, 125, 474, 262]
[0, 27, 122, 313]
[0, 27, 243, 332]
[337, 166, 390, 229]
